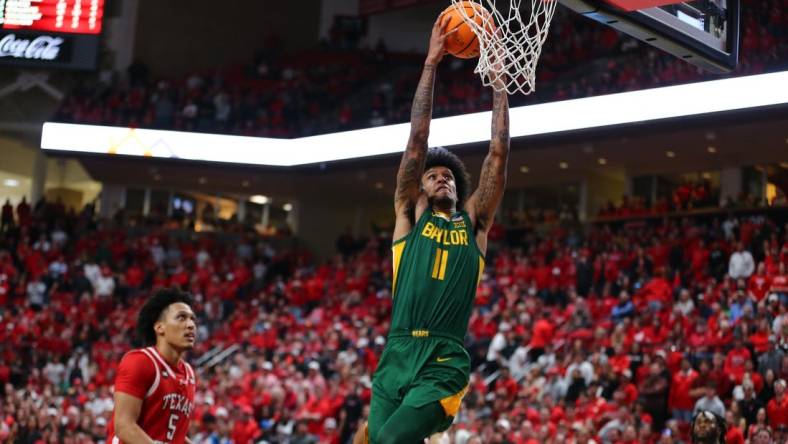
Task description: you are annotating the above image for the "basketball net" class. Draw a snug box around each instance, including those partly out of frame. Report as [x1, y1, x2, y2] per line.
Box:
[450, 0, 558, 95]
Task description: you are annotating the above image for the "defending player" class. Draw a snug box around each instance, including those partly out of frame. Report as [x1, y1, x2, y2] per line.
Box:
[107, 289, 198, 444]
[360, 14, 510, 444]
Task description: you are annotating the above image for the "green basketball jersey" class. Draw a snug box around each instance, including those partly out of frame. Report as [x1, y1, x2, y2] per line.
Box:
[390, 210, 485, 341]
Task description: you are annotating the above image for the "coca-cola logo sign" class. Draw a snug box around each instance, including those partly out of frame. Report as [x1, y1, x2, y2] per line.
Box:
[0, 34, 63, 60]
[0, 31, 95, 70]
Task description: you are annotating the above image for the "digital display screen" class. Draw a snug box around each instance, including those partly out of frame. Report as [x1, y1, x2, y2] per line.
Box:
[0, 0, 104, 35]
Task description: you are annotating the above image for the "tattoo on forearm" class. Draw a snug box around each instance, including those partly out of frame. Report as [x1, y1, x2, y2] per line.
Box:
[491, 91, 509, 147]
[395, 64, 435, 210]
[396, 157, 421, 201]
[477, 158, 499, 212]
[411, 65, 436, 121]
[474, 89, 510, 227]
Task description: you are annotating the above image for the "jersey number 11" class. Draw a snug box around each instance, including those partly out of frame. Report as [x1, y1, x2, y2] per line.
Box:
[431, 248, 449, 280]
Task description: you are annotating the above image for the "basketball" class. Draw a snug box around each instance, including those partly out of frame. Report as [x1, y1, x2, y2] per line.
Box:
[439, 1, 492, 59]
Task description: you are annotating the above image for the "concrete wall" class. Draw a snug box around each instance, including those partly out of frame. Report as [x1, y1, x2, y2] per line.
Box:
[719, 167, 742, 205]
[582, 170, 626, 219]
[0, 137, 36, 177]
[0, 137, 101, 208]
[297, 196, 391, 259]
[99, 184, 126, 218]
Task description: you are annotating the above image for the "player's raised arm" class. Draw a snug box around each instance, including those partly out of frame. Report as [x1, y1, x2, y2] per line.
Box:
[466, 62, 509, 253]
[393, 16, 453, 240]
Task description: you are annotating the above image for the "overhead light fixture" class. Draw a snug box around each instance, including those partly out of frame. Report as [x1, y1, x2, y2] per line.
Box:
[666, 151, 675, 158]
[707, 146, 717, 153]
[198, 177, 207, 184]
[242, 180, 250, 187]
[705, 132, 717, 141]
[559, 162, 568, 169]
[283, 203, 293, 212]
[520, 166, 529, 173]
[249, 195, 270, 205]
[702, 172, 712, 179]
[3, 179, 19, 187]
[374, 182, 384, 190]
[598, 157, 607, 165]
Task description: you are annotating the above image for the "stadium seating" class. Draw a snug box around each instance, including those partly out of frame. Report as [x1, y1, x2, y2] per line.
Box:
[52, 0, 788, 138]
[0, 196, 786, 443]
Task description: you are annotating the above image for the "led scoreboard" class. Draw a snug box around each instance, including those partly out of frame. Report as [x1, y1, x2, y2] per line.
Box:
[0, 0, 104, 69]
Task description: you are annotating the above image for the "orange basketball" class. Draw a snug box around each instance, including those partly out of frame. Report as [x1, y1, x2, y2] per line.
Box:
[439, 1, 492, 59]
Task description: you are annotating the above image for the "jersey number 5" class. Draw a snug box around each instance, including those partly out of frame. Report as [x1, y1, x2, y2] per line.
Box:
[167, 413, 179, 440]
[431, 248, 449, 280]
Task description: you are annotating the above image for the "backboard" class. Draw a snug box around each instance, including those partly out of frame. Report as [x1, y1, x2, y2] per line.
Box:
[558, 0, 740, 73]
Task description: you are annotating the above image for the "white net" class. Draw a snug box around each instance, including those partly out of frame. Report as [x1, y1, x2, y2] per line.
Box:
[449, 0, 559, 95]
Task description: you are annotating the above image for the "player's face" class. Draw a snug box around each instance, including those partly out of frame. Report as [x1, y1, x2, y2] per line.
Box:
[157, 302, 197, 350]
[422, 166, 457, 207]
[693, 412, 717, 442]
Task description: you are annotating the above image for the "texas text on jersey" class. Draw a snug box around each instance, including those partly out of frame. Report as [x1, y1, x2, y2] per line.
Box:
[107, 346, 196, 444]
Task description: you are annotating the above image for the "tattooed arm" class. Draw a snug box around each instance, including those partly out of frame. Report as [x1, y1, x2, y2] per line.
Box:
[466, 76, 509, 255]
[393, 16, 453, 241]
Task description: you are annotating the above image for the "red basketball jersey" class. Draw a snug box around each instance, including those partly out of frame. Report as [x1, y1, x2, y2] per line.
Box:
[107, 346, 196, 444]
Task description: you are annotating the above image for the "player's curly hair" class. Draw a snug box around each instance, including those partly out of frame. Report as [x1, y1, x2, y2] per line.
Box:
[690, 410, 727, 444]
[424, 147, 471, 209]
[137, 288, 194, 346]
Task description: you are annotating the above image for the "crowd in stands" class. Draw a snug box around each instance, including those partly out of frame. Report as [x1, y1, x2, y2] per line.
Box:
[53, 0, 788, 138]
[0, 193, 787, 444]
[598, 184, 788, 220]
[598, 180, 717, 219]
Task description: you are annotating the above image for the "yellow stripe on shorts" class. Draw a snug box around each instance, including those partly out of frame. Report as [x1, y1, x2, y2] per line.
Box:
[439, 384, 469, 417]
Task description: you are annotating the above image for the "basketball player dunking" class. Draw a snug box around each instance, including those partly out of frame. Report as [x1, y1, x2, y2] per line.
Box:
[356, 15, 510, 444]
[107, 289, 198, 444]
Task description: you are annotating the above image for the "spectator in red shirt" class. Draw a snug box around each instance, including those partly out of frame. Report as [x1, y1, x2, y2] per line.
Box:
[529, 313, 554, 361]
[725, 337, 752, 384]
[770, 262, 788, 298]
[670, 358, 698, 423]
[495, 367, 519, 404]
[640, 269, 672, 313]
[690, 239, 710, 282]
[724, 410, 745, 444]
[766, 379, 788, 430]
[231, 406, 261, 444]
[319, 417, 341, 444]
[749, 319, 772, 354]
[749, 263, 772, 302]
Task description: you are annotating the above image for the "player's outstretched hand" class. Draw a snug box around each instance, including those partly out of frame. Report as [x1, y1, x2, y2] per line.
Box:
[426, 15, 458, 66]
